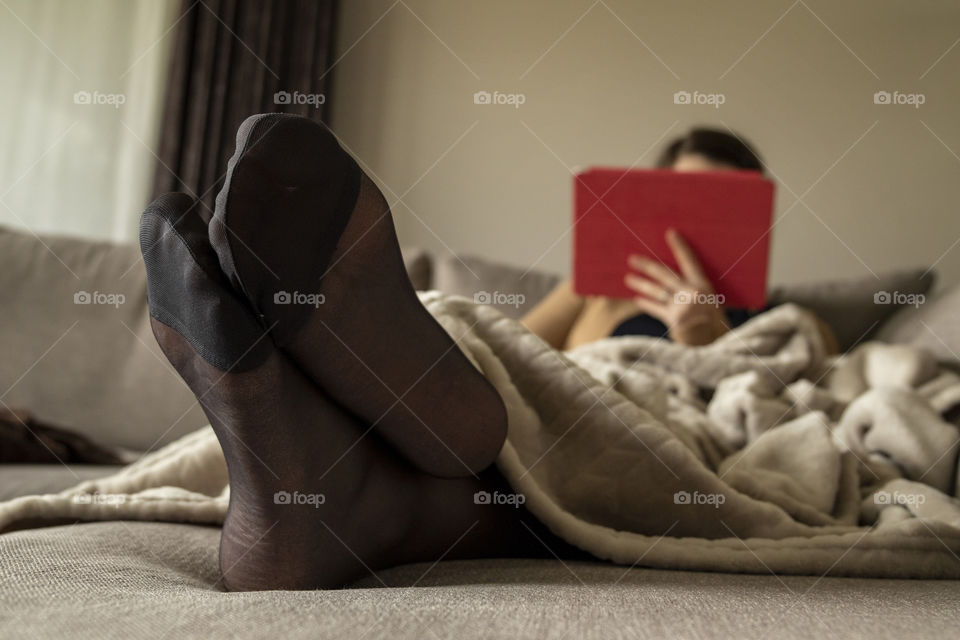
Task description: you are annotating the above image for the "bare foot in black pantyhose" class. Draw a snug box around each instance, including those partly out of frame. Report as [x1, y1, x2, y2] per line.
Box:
[140, 194, 556, 590]
[209, 114, 506, 478]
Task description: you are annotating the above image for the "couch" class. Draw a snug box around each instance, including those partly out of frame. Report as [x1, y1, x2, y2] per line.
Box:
[1, 224, 958, 639]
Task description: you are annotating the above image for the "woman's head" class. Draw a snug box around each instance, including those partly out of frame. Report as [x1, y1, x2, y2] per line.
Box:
[657, 128, 763, 173]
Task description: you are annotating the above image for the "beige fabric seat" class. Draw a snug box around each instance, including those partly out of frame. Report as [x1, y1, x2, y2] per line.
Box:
[2, 521, 959, 640]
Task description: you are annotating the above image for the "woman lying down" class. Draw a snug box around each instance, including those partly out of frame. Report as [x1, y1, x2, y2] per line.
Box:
[521, 127, 838, 353]
[138, 115, 932, 591]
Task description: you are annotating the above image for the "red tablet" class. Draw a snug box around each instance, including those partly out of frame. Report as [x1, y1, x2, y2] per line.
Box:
[572, 168, 774, 309]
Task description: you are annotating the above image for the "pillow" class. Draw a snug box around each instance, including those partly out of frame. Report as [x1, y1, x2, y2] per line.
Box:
[433, 255, 936, 348]
[768, 268, 936, 352]
[0, 229, 437, 452]
[432, 254, 562, 319]
[874, 281, 960, 361]
[0, 225, 208, 451]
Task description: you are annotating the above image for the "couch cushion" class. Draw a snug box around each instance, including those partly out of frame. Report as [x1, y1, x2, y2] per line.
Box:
[768, 268, 935, 352]
[432, 256, 935, 350]
[0, 225, 434, 452]
[0, 225, 209, 452]
[2, 522, 958, 639]
[432, 254, 562, 319]
[874, 281, 960, 361]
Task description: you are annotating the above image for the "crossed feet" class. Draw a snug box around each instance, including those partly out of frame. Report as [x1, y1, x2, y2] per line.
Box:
[140, 114, 562, 591]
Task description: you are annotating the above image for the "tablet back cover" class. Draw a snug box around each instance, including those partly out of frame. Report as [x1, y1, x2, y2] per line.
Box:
[573, 168, 774, 309]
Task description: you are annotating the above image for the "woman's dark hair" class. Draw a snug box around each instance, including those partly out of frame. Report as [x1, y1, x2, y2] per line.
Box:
[656, 128, 763, 172]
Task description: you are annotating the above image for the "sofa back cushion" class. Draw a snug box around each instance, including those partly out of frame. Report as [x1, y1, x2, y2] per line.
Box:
[0, 225, 437, 452]
[433, 255, 935, 353]
[432, 254, 563, 319]
[0, 225, 208, 451]
[2, 220, 940, 453]
[874, 281, 960, 361]
[767, 269, 936, 352]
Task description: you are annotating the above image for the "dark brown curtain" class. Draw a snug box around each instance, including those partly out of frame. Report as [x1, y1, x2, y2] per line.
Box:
[151, 0, 338, 215]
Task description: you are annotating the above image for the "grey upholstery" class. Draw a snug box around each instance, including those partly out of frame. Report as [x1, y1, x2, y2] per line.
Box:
[767, 268, 936, 351]
[429, 252, 936, 351]
[0, 225, 435, 452]
[0, 225, 209, 451]
[431, 253, 563, 319]
[875, 281, 960, 361]
[1, 521, 957, 639]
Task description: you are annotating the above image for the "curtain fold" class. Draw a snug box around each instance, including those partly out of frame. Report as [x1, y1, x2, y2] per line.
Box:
[151, 0, 338, 215]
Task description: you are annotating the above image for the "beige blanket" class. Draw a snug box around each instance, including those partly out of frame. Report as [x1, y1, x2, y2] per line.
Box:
[3, 293, 960, 578]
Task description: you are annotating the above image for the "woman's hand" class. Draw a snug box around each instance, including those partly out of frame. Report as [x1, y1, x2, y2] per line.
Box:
[624, 229, 730, 346]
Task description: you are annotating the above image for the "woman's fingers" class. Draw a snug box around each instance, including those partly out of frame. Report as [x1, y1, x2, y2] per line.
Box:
[632, 295, 668, 320]
[625, 273, 671, 302]
[666, 229, 711, 291]
[627, 254, 685, 290]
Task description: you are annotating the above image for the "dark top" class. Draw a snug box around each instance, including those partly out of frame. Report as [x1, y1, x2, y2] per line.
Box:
[610, 308, 759, 340]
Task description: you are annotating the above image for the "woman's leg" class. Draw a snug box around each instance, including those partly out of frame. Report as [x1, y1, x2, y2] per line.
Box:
[140, 195, 571, 591]
[563, 295, 645, 348]
[520, 282, 644, 351]
[519, 280, 586, 349]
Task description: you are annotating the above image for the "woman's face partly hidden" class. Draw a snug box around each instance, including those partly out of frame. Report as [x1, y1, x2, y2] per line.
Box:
[671, 152, 739, 173]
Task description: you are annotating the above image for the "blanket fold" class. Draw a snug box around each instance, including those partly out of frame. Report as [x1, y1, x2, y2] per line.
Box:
[2, 293, 959, 578]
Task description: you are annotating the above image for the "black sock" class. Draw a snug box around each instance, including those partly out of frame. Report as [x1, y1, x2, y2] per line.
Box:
[141, 193, 421, 589]
[208, 114, 508, 478]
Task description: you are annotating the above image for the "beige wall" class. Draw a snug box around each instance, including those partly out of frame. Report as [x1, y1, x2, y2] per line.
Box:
[330, 0, 960, 287]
